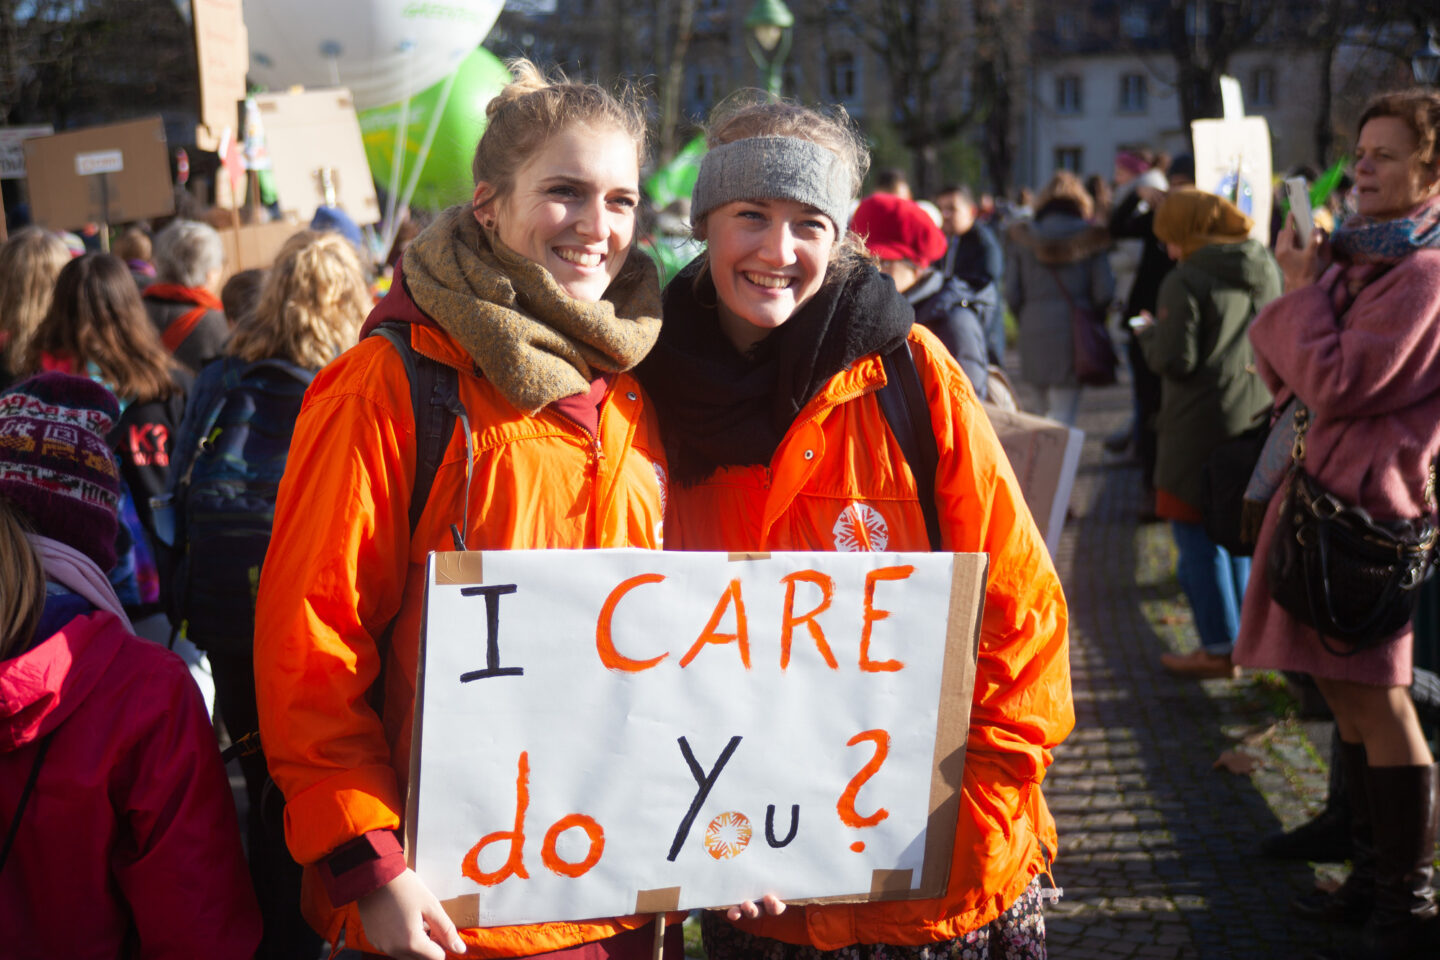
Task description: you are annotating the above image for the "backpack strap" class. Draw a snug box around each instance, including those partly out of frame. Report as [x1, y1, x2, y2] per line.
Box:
[1, 731, 54, 875]
[367, 322, 463, 538]
[876, 339, 943, 551]
[161, 304, 210, 354]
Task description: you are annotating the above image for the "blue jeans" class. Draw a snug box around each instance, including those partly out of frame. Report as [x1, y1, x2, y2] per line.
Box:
[1171, 520, 1251, 655]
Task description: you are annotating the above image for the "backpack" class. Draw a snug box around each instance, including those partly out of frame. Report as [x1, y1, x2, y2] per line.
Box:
[164, 356, 315, 653]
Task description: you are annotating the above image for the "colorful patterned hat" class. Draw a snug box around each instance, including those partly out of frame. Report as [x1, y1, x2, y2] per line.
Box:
[0, 373, 122, 571]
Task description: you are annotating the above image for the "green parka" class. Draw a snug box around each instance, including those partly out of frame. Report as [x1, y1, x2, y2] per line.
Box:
[1139, 238, 1280, 510]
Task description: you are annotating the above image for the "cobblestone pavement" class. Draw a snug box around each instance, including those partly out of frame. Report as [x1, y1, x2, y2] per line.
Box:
[1040, 380, 1352, 960]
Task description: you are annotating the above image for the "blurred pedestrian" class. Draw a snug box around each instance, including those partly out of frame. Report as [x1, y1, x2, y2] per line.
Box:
[0, 227, 70, 391]
[112, 225, 156, 290]
[1004, 170, 1114, 425]
[144, 219, 229, 372]
[1136, 188, 1279, 678]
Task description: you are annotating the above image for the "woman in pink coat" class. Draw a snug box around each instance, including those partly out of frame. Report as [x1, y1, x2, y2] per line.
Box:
[0, 373, 260, 959]
[1232, 89, 1440, 960]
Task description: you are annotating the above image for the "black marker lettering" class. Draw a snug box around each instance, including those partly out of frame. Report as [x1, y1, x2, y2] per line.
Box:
[765, 804, 800, 847]
[667, 735, 741, 861]
[459, 584, 524, 682]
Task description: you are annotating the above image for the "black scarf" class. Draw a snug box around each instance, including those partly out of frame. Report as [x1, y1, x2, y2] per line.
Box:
[636, 257, 914, 485]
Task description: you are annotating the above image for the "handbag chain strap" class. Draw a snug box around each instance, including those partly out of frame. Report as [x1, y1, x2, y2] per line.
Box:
[1290, 402, 1436, 512]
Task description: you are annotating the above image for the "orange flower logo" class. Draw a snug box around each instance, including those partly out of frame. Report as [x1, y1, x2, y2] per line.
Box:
[703, 811, 753, 860]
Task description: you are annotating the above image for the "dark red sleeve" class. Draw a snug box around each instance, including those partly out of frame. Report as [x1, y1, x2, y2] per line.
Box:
[317, 829, 407, 905]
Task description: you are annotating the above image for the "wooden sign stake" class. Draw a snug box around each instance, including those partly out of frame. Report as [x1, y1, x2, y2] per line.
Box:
[651, 912, 666, 960]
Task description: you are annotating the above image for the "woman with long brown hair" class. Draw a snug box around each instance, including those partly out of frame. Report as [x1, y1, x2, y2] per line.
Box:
[0, 227, 70, 389]
[25, 253, 195, 660]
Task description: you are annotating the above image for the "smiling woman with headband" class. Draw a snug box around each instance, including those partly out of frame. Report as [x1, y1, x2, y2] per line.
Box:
[253, 60, 675, 960]
[636, 94, 1074, 960]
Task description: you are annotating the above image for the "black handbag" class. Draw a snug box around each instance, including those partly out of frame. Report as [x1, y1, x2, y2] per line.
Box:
[1265, 404, 1438, 653]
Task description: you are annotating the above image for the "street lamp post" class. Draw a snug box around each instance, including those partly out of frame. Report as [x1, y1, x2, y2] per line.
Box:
[744, 0, 794, 98]
[1413, 25, 1440, 87]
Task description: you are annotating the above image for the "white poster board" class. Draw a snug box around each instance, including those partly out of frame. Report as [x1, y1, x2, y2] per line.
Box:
[0, 125, 53, 179]
[411, 549, 985, 928]
[1191, 117, 1272, 244]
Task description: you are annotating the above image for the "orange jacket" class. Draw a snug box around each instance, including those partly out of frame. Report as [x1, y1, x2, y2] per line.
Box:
[253, 322, 668, 957]
[670, 325, 1073, 949]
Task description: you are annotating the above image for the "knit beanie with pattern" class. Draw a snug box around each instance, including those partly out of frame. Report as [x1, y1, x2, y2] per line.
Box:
[0, 372, 122, 571]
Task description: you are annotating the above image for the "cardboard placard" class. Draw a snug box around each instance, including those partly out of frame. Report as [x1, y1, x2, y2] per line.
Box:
[193, 0, 249, 151]
[0, 125, 54, 179]
[410, 549, 985, 927]
[23, 118, 173, 230]
[1191, 117, 1272, 245]
[220, 219, 304, 277]
[984, 406, 1084, 556]
[251, 88, 380, 226]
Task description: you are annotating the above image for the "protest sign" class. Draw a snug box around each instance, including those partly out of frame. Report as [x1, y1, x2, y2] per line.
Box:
[192, 0, 248, 151]
[0, 125, 53, 179]
[409, 549, 985, 928]
[23, 118, 173, 232]
[1192, 117, 1272, 244]
[251, 89, 381, 226]
[984, 406, 1084, 556]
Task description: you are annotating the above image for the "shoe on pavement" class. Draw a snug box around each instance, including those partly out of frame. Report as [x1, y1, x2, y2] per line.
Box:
[1160, 648, 1240, 679]
[1261, 804, 1354, 862]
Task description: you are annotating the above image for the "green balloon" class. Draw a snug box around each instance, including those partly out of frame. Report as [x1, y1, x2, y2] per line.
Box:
[359, 47, 511, 211]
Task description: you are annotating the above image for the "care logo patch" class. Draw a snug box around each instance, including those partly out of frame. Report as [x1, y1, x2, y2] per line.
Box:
[833, 502, 888, 552]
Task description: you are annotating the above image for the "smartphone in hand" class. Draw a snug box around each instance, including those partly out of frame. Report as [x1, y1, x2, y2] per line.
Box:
[1284, 176, 1314, 248]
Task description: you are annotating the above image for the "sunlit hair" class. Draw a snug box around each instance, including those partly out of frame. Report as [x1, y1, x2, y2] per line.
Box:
[29, 253, 177, 403]
[0, 498, 44, 661]
[1037, 170, 1094, 221]
[0, 228, 71, 376]
[228, 231, 369, 370]
[154, 219, 224, 289]
[694, 93, 874, 281]
[112, 226, 152, 264]
[472, 58, 647, 205]
[1358, 87, 1440, 168]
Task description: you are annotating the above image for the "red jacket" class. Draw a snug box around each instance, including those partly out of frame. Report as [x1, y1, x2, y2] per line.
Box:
[0, 609, 260, 958]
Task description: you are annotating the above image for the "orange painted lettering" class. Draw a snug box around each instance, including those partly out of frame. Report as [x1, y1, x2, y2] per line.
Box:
[859, 565, 912, 672]
[541, 813, 606, 877]
[595, 573, 669, 671]
[779, 570, 837, 670]
[680, 579, 751, 669]
[837, 729, 891, 828]
[461, 752, 531, 886]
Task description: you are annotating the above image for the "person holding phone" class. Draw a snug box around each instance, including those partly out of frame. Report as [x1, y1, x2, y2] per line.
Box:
[1134, 189, 1279, 680]
[1233, 88, 1440, 960]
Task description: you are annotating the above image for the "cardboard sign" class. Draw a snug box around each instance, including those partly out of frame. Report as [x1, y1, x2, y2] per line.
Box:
[410, 549, 986, 927]
[193, 0, 249, 151]
[0, 125, 53, 179]
[250, 89, 380, 226]
[24, 118, 173, 230]
[1191, 117, 1272, 245]
[984, 406, 1083, 556]
[220, 220, 304, 277]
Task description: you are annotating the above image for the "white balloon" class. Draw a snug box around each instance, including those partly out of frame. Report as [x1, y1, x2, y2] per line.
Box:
[243, 0, 503, 110]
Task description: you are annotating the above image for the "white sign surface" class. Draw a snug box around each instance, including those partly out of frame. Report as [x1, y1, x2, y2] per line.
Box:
[411, 549, 984, 927]
[74, 149, 124, 176]
[1191, 117, 1273, 244]
[0, 125, 53, 179]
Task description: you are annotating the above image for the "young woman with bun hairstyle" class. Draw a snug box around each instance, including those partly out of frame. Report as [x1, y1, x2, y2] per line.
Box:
[636, 95, 1073, 959]
[253, 61, 674, 959]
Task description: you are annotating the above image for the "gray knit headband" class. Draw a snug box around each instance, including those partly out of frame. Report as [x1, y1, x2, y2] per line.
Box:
[692, 136, 853, 231]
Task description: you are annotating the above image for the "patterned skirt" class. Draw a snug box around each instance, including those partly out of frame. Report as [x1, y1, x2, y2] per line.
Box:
[700, 880, 1047, 960]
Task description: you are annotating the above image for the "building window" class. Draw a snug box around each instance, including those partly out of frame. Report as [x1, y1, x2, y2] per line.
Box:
[1251, 67, 1275, 107]
[1055, 75, 1082, 114]
[1055, 147, 1083, 173]
[1055, 12, 1080, 44]
[1119, 73, 1147, 113]
[1120, 4, 1148, 39]
[688, 66, 721, 115]
[1185, 1, 1209, 37]
[827, 52, 857, 102]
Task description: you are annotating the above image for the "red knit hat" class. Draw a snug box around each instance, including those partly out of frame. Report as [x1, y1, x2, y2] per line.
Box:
[851, 193, 949, 269]
[0, 373, 122, 571]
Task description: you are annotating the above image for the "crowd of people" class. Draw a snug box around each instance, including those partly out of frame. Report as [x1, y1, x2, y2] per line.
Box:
[0, 56, 1435, 960]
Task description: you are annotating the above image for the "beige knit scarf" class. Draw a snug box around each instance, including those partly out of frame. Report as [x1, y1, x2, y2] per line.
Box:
[402, 205, 662, 414]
